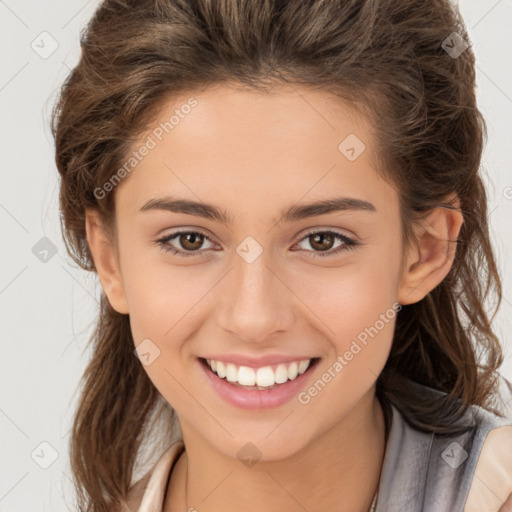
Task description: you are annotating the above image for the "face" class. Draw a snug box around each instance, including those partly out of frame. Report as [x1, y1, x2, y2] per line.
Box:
[89, 83, 414, 460]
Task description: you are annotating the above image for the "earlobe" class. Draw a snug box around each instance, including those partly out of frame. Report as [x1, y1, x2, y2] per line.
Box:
[398, 199, 464, 306]
[85, 209, 129, 314]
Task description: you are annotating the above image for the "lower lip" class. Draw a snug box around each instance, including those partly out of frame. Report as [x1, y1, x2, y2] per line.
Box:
[198, 358, 320, 410]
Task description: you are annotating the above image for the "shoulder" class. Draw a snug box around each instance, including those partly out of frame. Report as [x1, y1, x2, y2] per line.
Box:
[376, 379, 512, 512]
[410, 382, 512, 511]
[463, 422, 512, 512]
[434, 400, 512, 511]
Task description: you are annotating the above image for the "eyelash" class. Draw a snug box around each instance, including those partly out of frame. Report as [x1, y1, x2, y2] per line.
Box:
[155, 229, 359, 259]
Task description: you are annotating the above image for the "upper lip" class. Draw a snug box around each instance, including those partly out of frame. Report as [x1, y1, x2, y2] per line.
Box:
[200, 354, 318, 368]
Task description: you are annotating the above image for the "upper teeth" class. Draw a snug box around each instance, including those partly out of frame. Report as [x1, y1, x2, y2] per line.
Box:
[206, 359, 312, 388]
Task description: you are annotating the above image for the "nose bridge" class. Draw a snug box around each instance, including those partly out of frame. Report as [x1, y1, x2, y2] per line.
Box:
[217, 245, 292, 342]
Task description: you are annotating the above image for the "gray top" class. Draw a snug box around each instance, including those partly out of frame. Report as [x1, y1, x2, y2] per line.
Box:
[375, 380, 512, 511]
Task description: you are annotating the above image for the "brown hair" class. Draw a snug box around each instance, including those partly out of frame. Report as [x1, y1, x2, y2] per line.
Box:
[51, 0, 507, 511]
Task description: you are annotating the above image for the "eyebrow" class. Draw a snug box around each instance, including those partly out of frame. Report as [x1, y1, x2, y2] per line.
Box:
[140, 196, 376, 224]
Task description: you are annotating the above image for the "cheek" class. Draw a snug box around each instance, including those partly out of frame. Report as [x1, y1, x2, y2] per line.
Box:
[119, 238, 204, 341]
[294, 256, 400, 362]
[123, 261, 207, 407]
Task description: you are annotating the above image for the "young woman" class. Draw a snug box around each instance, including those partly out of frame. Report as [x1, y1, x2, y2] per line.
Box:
[51, 1, 512, 511]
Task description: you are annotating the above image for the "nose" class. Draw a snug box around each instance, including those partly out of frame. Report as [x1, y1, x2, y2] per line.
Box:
[216, 251, 295, 344]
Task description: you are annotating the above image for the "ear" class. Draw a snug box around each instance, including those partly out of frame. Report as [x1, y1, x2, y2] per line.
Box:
[85, 209, 129, 314]
[398, 195, 464, 306]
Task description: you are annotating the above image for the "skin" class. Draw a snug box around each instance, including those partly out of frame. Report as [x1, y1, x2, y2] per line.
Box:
[85, 83, 463, 511]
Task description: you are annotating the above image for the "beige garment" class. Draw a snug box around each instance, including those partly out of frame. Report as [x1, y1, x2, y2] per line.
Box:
[126, 441, 184, 512]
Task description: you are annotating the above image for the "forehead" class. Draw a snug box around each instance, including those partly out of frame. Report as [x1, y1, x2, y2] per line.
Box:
[143, 82, 371, 159]
[115, 83, 397, 222]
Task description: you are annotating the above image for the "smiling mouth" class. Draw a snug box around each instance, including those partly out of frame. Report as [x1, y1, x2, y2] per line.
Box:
[198, 357, 321, 390]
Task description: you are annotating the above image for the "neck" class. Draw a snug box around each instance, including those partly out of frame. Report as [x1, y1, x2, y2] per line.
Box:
[166, 389, 387, 512]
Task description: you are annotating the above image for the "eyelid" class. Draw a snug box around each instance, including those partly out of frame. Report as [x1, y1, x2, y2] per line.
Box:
[291, 229, 359, 257]
[155, 228, 217, 256]
[155, 226, 360, 258]
[294, 225, 359, 242]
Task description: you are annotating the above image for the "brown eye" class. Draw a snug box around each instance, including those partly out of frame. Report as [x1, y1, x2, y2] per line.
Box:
[156, 230, 216, 257]
[293, 230, 359, 258]
[156, 229, 359, 259]
[179, 232, 205, 251]
[308, 232, 335, 252]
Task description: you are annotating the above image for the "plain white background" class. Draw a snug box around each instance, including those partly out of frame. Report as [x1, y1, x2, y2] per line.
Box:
[1, 1, 511, 510]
